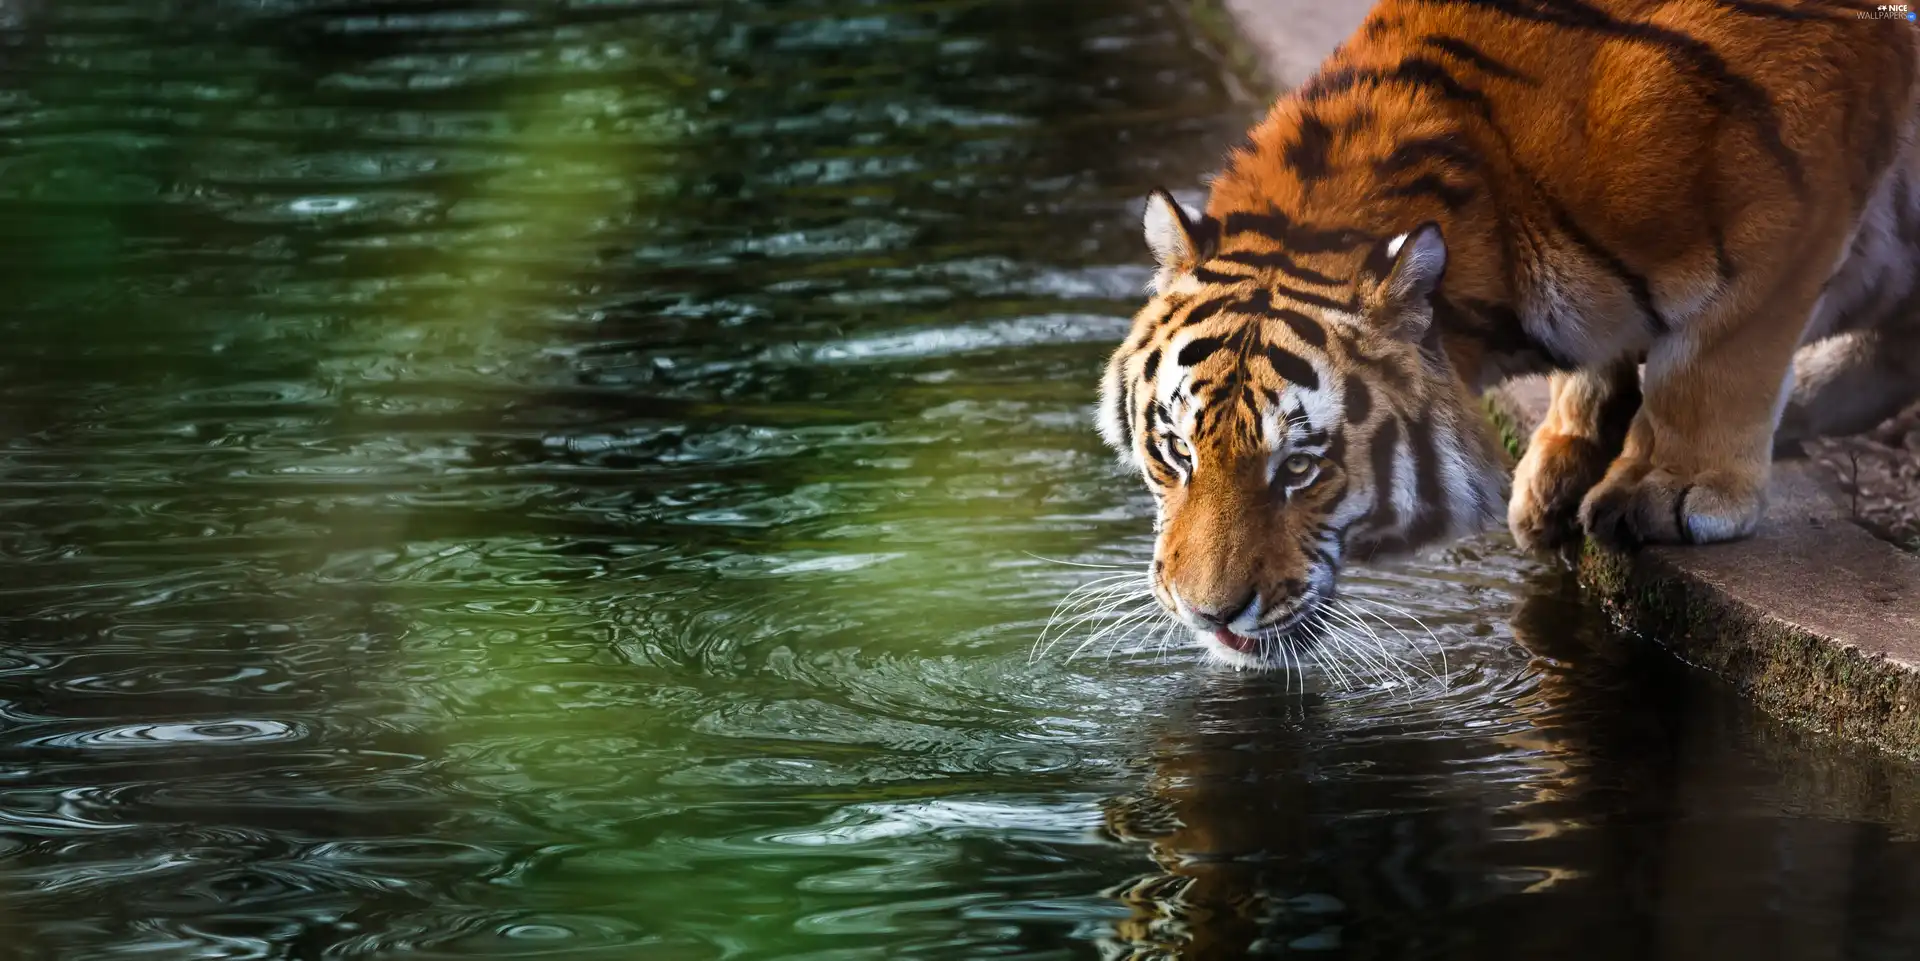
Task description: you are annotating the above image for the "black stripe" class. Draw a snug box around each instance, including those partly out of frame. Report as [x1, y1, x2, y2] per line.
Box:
[1419, 34, 1536, 84]
[1429, 294, 1473, 333]
[1304, 56, 1494, 114]
[1286, 113, 1336, 184]
[1236, 288, 1274, 316]
[1191, 267, 1244, 286]
[1345, 377, 1372, 425]
[1452, 297, 1576, 368]
[1309, 48, 1660, 332]
[1323, 477, 1350, 506]
[1359, 235, 1398, 280]
[1436, 291, 1474, 329]
[1711, 222, 1735, 281]
[1142, 347, 1162, 380]
[1221, 210, 1373, 255]
[1279, 226, 1372, 256]
[1424, 0, 1805, 193]
[1274, 308, 1327, 349]
[1596, 359, 1644, 445]
[1375, 134, 1481, 178]
[1214, 249, 1341, 286]
[1540, 196, 1665, 332]
[1262, 343, 1320, 390]
[1713, 0, 1862, 22]
[1138, 301, 1177, 338]
[1191, 213, 1222, 261]
[1325, 427, 1348, 468]
[1419, 312, 1448, 360]
[1373, 354, 1414, 395]
[1368, 418, 1401, 530]
[1117, 380, 1134, 451]
[1220, 210, 1308, 243]
[1403, 414, 1451, 544]
[1420, 106, 1661, 340]
[1143, 433, 1180, 480]
[1180, 297, 1231, 329]
[1315, 3, 1808, 333]
[1275, 284, 1361, 314]
[1295, 427, 1331, 448]
[1338, 108, 1378, 135]
[1383, 173, 1477, 210]
[1328, 320, 1416, 393]
[1178, 336, 1226, 368]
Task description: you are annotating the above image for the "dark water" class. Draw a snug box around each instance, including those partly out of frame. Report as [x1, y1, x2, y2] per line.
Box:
[4, 1, 1920, 958]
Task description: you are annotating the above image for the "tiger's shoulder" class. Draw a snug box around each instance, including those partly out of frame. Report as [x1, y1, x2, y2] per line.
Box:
[1202, 0, 1917, 376]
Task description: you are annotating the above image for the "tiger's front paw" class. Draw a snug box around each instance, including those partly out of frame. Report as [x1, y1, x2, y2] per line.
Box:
[1508, 431, 1615, 552]
[1577, 461, 1767, 549]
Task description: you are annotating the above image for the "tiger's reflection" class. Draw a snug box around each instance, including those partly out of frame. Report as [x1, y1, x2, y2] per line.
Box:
[1094, 566, 1920, 960]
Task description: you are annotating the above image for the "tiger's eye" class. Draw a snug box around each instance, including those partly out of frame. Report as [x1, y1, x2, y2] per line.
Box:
[1282, 453, 1316, 477]
[1169, 436, 1192, 460]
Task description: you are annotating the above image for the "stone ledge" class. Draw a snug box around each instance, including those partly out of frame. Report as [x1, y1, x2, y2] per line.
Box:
[1206, 0, 1920, 754]
[1500, 379, 1920, 756]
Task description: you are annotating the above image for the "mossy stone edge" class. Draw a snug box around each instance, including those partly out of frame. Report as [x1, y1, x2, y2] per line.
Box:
[1580, 544, 1920, 758]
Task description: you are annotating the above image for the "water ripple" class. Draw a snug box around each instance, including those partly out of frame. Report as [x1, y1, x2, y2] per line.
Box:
[18, 718, 303, 751]
[2, 0, 1906, 958]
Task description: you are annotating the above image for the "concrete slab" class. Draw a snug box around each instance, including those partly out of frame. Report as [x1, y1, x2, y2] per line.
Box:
[1498, 384, 1920, 755]
[1196, 0, 1920, 754]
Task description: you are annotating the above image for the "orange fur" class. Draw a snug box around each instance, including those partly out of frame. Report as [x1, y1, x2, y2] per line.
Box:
[1099, 0, 1920, 667]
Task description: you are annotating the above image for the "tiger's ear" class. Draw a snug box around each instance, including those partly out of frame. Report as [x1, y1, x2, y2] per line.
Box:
[1359, 223, 1447, 340]
[1143, 188, 1201, 292]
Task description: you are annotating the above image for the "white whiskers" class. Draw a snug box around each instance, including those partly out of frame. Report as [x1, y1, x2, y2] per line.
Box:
[1303, 596, 1449, 693]
[1031, 562, 1454, 696]
[1029, 558, 1175, 664]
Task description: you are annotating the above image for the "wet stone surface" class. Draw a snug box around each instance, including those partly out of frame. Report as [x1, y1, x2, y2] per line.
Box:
[1808, 402, 1920, 553]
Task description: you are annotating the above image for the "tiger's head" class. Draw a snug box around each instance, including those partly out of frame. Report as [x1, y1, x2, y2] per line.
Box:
[1098, 189, 1508, 668]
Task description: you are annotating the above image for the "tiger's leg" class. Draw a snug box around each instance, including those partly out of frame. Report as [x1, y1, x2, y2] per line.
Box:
[1508, 359, 1640, 550]
[1777, 161, 1920, 446]
[1777, 327, 1920, 446]
[1578, 257, 1833, 548]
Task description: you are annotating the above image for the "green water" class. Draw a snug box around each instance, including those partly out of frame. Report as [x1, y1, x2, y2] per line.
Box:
[5, 1, 1920, 958]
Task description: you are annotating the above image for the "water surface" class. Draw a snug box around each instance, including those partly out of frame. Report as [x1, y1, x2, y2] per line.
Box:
[4, 1, 1920, 959]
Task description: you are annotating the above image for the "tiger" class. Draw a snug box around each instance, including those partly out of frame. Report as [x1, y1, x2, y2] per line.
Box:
[1097, 0, 1920, 668]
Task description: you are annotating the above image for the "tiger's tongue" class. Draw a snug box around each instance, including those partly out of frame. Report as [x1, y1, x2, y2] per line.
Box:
[1214, 629, 1256, 653]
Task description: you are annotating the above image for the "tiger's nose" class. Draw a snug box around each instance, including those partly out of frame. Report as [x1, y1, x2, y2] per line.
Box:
[1181, 590, 1258, 629]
